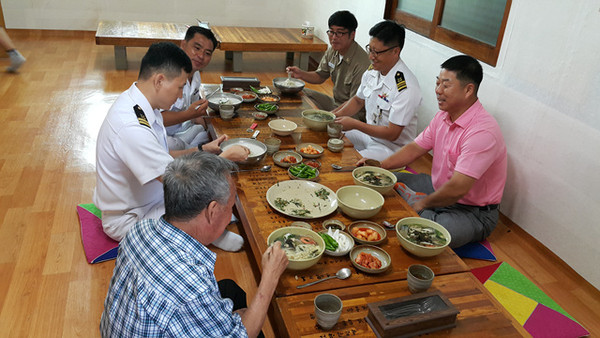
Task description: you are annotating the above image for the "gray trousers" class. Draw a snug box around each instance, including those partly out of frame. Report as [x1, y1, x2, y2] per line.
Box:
[394, 173, 499, 248]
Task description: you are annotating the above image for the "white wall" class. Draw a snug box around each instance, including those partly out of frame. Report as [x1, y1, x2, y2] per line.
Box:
[401, 0, 600, 289]
[3, 0, 599, 288]
[1, 0, 385, 41]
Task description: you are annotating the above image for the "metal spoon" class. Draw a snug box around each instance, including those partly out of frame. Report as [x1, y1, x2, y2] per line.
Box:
[331, 164, 356, 172]
[296, 268, 352, 289]
[236, 165, 271, 173]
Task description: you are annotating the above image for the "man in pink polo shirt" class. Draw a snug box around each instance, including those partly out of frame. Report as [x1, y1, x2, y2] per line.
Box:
[372, 55, 507, 248]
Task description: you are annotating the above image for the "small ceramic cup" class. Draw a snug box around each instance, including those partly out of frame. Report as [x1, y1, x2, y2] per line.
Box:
[219, 104, 235, 120]
[314, 293, 343, 330]
[327, 122, 343, 138]
[407, 264, 434, 294]
[264, 137, 282, 155]
[327, 138, 344, 152]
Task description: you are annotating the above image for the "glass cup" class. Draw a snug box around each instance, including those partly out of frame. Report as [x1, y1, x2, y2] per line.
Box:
[314, 293, 342, 330]
[264, 137, 281, 155]
[219, 104, 235, 120]
[327, 122, 343, 138]
[407, 264, 434, 294]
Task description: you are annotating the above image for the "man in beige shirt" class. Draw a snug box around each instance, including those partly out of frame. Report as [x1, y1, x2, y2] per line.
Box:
[287, 11, 370, 121]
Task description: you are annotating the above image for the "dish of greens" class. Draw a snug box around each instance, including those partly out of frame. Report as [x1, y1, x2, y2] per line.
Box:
[266, 180, 337, 219]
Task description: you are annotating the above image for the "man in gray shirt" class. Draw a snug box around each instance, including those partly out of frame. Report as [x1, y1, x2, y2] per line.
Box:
[287, 11, 370, 121]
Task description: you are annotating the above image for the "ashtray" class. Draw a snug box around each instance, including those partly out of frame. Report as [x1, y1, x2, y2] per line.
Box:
[365, 290, 459, 338]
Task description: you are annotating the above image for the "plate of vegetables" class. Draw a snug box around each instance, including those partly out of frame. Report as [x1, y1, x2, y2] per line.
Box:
[288, 163, 319, 181]
[266, 180, 337, 219]
[319, 228, 354, 256]
[350, 245, 391, 274]
[254, 102, 279, 114]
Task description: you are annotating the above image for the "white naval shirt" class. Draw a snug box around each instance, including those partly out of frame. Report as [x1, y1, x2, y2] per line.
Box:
[93, 83, 173, 240]
[356, 59, 422, 151]
[166, 71, 202, 136]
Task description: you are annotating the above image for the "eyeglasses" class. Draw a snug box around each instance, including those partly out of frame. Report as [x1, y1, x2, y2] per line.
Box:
[365, 44, 399, 57]
[326, 30, 349, 38]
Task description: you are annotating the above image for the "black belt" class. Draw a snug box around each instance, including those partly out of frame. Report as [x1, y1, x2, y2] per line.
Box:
[457, 203, 499, 211]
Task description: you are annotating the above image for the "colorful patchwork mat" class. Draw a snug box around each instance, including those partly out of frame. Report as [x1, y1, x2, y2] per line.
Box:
[471, 262, 589, 337]
[76, 203, 119, 263]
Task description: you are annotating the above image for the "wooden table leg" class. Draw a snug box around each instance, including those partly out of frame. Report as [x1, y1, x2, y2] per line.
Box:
[232, 51, 243, 72]
[298, 52, 309, 70]
[114, 46, 128, 70]
[225, 51, 233, 60]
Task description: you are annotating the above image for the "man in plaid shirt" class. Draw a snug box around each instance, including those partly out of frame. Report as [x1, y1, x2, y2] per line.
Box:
[100, 152, 288, 337]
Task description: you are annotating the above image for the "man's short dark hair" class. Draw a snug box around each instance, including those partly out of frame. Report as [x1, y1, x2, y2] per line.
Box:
[369, 20, 405, 51]
[138, 42, 192, 81]
[163, 152, 237, 222]
[184, 26, 219, 51]
[441, 55, 483, 92]
[328, 10, 358, 33]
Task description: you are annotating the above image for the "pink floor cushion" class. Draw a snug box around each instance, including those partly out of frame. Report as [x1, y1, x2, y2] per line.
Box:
[77, 203, 119, 263]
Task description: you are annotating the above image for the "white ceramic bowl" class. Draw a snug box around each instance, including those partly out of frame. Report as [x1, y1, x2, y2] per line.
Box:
[301, 109, 336, 131]
[395, 217, 451, 257]
[268, 119, 298, 136]
[267, 226, 325, 270]
[352, 166, 398, 194]
[336, 186, 384, 219]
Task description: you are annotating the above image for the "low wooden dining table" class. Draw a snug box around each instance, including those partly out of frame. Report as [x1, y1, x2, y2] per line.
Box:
[205, 88, 524, 337]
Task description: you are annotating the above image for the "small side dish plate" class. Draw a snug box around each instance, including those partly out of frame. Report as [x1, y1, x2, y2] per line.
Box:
[273, 150, 302, 168]
[350, 245, 391, 274]
[296, 143, 324, 159]
[348, 221, 387, 245]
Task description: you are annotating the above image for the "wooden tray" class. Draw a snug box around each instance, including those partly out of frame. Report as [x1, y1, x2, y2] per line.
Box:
[366, 290, 459, 338]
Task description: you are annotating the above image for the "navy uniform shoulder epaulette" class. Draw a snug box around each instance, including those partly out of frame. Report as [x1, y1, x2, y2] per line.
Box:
[395, 71, 407, 92]
[133, 105, 151, 128]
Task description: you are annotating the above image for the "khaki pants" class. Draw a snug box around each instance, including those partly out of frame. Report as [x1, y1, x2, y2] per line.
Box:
[304, 88, 365, 122]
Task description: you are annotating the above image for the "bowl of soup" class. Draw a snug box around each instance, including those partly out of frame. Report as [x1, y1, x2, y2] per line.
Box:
[352, 166, 397, 194]
[267, 226, 325, 270]
[395, 217, 451, 257]
[207, 92, 243, 112]
[301, 109, 336, 131]
[219, 138, 267, 165]
[273, 77, 305, 94]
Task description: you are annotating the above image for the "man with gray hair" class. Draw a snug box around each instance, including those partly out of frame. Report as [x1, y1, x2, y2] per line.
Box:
[101, 151, 289, 337]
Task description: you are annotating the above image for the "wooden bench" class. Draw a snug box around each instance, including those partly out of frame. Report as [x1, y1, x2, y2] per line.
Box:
[95, 21, 329, 72]
[95, 20, 187, 70]
[210, 26, 328, 72]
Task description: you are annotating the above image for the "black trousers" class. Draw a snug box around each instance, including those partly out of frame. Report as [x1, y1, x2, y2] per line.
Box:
[218, 279, 265, 338]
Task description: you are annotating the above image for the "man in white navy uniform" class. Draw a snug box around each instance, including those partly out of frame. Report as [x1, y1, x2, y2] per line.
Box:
[334, 20, 422, 161]
[161, 26, 218, 150]
[94, 42, 249, 251]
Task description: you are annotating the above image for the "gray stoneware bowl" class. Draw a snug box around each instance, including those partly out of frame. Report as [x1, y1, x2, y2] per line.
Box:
[207, 92, 244, 112]
[273, 77, 305, 94]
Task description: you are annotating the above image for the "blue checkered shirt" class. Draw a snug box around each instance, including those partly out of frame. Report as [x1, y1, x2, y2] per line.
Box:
[100, 217, 247, 337]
